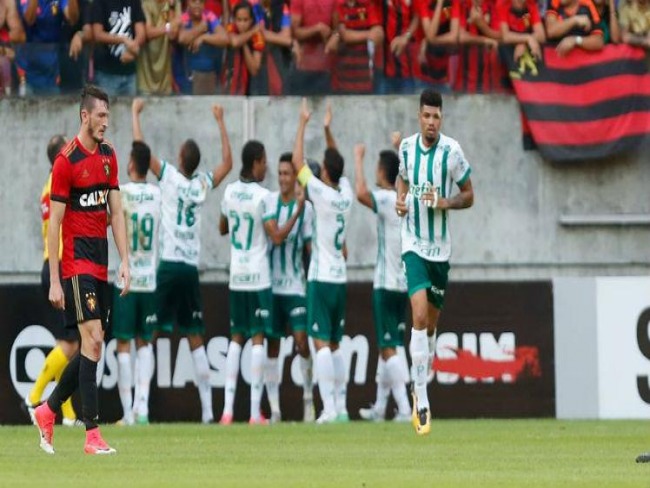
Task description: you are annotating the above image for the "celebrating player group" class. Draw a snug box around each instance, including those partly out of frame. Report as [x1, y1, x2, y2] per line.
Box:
[32, 85, 473, 455]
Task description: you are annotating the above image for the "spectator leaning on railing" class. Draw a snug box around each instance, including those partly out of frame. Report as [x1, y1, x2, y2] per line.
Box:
[331, 0, 384, 94]
[289, 0, 336, 95]
[458, 0, 500, 49]
[178, 0, 228, 95]
[249, 0, 292, 96]
[417, 0, 461, 88]
[224, 1, 264, 95]
[137, 0, 182, 95]
[619, 0, 650, 48]
[17, 0, 78, 95]
[498, 0, 546, 61]
[91, 0, 146, 96]
[376, 0, 421, 95]
[0, 0, 25, 95]
[545, 0, 604, 57]
[594, 0, 620, 44]
[59, 0, 92, 94]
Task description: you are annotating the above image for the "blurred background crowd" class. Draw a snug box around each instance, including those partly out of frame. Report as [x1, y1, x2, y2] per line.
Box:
[0, 0, 648, 97]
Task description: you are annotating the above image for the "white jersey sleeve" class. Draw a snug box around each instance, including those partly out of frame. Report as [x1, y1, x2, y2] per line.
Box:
[449, 142, 472, 186]
[371, 189, 407, 292]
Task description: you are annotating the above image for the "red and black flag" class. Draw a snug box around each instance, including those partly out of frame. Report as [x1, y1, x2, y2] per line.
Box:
[504, 44, 650, 162]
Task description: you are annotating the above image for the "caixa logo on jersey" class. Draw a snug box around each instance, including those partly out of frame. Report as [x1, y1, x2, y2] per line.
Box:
[9, 325, 57, 399]
[432, 331, 541, 385]
[79, 189, 108, 208]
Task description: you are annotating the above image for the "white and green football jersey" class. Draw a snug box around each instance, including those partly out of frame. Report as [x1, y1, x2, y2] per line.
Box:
[299, 168, 353, 284]
[371, 189, 407, 292]
[268, 193, 313, 296]
[398, 133, 472, 262]
[158, 161, 213, 267]
[118, 182, 161, 292]
[221, 180, 274, 291]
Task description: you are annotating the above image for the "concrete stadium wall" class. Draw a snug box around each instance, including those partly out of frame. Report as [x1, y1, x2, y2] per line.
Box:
[1, 95, 648, 283]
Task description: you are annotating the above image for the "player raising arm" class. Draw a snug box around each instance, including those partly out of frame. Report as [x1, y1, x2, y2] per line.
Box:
[132, 98, 232, 424]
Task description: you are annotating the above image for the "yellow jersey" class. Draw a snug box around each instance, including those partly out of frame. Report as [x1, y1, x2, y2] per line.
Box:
[41, 172, 63, 261]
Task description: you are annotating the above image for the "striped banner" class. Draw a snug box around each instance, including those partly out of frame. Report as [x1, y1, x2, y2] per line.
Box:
[505, 44, 650, 162]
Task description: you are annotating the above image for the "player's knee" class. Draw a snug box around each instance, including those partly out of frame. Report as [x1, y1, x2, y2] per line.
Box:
[413, 307, 429, 328]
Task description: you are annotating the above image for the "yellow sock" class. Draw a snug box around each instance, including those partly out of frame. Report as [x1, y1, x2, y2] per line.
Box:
[28, 345, 68, 405]
[61, 398, 76, 421]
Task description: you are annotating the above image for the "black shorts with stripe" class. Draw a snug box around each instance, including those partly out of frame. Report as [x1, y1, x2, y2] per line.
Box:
[41, 260, 79, 341]
[62, 274, 111, 330]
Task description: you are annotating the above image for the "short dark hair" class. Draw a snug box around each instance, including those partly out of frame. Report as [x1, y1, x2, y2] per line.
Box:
[307, 159, 321, 179]
[233, 1, 254, 19]
[419, 89, 443, 110]
[131, 141, 151, 177]
[379, 150, 399, 186]
[181, 139, 201, 175]
[241, 140, 266, 177]
[323, 148, 344, 184]
[279, 152, 293, 164]
[79, 84, 109, 117]
[47, 135, 66, 165]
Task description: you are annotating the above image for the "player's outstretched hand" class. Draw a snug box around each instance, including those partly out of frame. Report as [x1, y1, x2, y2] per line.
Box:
[300, 98, 311, 124]
[396, 193, 408, 217]
[49, 281, 65, 310]
[132, 98, 145, 114]
[212, 104, 224, 123]
[323, 100, 332, 128]
[354, 143, 365, 162]
[118, 260, 131, 297]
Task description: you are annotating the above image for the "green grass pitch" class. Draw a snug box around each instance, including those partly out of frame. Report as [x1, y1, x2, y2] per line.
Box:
[1, 420, 649, 487]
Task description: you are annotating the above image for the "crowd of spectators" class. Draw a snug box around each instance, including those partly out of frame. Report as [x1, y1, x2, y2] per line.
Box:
[0, 0, 648, 97]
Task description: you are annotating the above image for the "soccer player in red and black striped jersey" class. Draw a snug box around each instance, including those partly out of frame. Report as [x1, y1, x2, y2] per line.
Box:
[545, 0, 604, 56]
[33, 85, 130, 456]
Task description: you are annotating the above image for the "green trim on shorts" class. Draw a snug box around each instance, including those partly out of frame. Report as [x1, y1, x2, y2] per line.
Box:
[111, 286, 157, 342]
[307, 281, 346, 343]
[229, 288, 273, 338]
[156, 260, 205, 335]
[402, 251, 450, 310]
[372, 289, 407, 349]
[267, 294, 307, 339]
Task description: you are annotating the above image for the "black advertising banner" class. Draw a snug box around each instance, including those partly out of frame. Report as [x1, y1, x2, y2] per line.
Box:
[0, 281, 554, 424]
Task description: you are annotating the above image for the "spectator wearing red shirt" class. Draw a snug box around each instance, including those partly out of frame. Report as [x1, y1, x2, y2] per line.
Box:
[459, 0, 500, 47]
[376, 0, 421, 94]
[416, 0, 460, 86]
[224, 1, 264, 94]
[545, 0, 604, 56]
[453, 0, 503, 92]
[289, 0, 337, 95]
[330, 0, 384, 94]
[499, 0, 546, 60]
